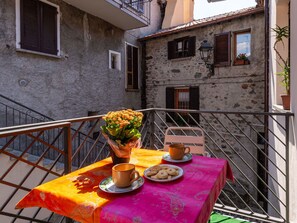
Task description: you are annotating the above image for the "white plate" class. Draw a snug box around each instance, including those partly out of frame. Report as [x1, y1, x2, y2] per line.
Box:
[99, 176, 144, 193]
[143, 164, 183, 182]
[162, 153, 193, 163]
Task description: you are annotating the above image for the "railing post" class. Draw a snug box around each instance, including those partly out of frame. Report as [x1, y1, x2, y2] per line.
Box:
[285, 114, 290, 223]
[63, 124, 72, 174]
[150, 110, 155, 149]
[64, 124, 73, 223]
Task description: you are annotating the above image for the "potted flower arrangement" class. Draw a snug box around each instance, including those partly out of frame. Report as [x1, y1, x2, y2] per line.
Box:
[272, 25, 290, 110]
[234, 53, 250, 65]
[101, 109, 143, 165]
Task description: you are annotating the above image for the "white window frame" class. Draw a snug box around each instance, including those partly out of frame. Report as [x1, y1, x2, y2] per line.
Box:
[109, 50, 121, 71]
[15, 0, 61, 58]
[125, 42, 140, 90]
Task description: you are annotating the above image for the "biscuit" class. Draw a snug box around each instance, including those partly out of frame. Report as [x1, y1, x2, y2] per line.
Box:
[156, 170, 168, 179]
[166, 168, 178, 176]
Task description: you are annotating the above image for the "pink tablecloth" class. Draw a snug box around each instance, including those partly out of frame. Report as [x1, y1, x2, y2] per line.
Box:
[16, 149, 233, 223]
[101, 155, 233, 223]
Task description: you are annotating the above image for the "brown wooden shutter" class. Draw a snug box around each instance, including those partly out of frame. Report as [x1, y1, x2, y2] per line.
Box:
[21, 0, 40, 51]
[168, 40, 176, 60]
[188, 36, 196, 57]
[41, 2, 57, 54]
[189, 87, 200, 124]
[127, 45, 133, 88]
[214, 32, 231, 67]
[132, 46, 139, 89]
[166, 87, 175, 122]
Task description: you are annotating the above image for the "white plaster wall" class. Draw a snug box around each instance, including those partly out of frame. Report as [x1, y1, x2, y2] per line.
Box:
[269, 0, 296, 222]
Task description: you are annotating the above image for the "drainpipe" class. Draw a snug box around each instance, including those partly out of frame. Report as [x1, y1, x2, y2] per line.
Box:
[263, 0, 270, 212]
[141, 41, 147, 109]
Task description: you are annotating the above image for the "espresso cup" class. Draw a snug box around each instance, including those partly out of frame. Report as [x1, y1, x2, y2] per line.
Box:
[169, 143, 191, 160]
[112, 163, 140, 188]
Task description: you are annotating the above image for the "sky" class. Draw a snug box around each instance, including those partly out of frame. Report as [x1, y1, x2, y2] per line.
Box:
[194, 0, 257, 20]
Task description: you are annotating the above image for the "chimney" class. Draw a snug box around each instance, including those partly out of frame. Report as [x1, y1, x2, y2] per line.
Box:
[162, 0, 194, 29]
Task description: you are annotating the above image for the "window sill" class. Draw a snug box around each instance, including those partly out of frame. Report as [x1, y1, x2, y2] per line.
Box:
[169, 56, 193, 62]
[125, 88, 140, 92]
[272, 104, 291, 113]
[16, 48, 61, 59]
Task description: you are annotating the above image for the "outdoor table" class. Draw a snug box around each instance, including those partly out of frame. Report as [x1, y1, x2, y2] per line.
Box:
[16, 149, 234, 223]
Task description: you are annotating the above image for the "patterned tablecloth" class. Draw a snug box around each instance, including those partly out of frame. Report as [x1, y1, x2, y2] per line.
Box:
[16, 149, 233, 223]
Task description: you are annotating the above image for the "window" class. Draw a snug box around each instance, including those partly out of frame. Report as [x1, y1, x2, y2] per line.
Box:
[214, 32, 231, 66]
[126, 44, 139, 90]
[109, 50, 121, 71]
[234, 31, 251, 65]
[168, 36, 196, 59]
[166, 87, 200, 124]
[17, 0, 59, 56]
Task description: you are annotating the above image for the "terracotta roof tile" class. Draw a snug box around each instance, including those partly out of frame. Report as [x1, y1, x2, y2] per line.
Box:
[140, 6, 264, 41]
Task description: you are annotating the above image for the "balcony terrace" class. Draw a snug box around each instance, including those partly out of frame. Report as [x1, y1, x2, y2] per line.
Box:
[62, 0, 151, 30]
[0, 107, 293, 223]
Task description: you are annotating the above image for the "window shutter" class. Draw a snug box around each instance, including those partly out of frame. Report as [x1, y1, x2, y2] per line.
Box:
[189, 87, 200, 124]
[168, 40, 176, 60]
[20, 0, 40, 51]
[126, 45, 133, 88]
[132, 46, 139, 89]
[41, 2, 57, 55]
[214, 32, 231, 66]
[166, 87, 175, 122]
[188, 36, 196, 57]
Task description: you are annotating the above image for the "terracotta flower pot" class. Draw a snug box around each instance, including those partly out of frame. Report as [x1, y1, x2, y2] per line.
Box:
[281, 94, 290, 110]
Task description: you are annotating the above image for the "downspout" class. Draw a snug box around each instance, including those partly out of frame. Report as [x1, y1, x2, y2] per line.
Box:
[263, 0, 270, 212]
[141, 41, 147, 109]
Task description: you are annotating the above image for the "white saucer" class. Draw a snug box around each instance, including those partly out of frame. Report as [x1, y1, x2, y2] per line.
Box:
[99, 176, 144, 193]
[162, 153, 193, 163]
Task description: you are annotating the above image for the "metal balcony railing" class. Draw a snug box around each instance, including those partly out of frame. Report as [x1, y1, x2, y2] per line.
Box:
[0, 108, 293, 223]
[119, 0, 151, 24]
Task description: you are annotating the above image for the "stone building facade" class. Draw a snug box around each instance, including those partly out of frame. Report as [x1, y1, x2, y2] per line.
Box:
[141, 7, 266, 209]
[141, 7, 265, 112]
[0, 0, 161, 121]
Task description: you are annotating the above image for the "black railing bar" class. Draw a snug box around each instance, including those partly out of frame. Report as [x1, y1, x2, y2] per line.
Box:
[213, 205, 285, 223]
[71, 121, 86, 141]
[285, 115, 290, 223]
[149, 108, 294, 117]
[79, 143, 105, 168]
[252, 114, 287, 148]
[0, 93, 53, 120]
[0, 210, 49, 223]
[225, 114, 287, 165]
[269, 114, 287, 131]
[217, 188, 244, 211]
[0, 135, 17, 154]
[198, 113, 284, 215]
[94, 142, 109, 164]
[71, 120, 99, 160]
[78, 133, 102, 167]
[238, 114, 286, 162]
[255, 115, 287, 148]
[28, 133, 65, 156]
[213, 113, 286, 191]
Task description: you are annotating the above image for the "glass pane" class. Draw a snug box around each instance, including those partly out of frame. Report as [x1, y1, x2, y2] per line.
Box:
[236, 33, 251, 58]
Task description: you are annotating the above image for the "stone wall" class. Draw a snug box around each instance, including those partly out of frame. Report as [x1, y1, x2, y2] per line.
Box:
[143, 11, 266, 210]
[0, 0, 161, 121]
